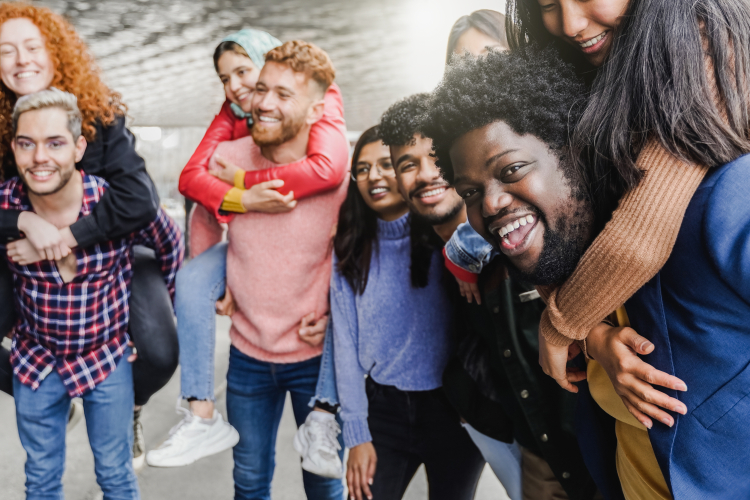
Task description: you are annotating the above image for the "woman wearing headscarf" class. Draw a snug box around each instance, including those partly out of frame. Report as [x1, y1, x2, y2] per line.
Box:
[147, 28, 349, 473]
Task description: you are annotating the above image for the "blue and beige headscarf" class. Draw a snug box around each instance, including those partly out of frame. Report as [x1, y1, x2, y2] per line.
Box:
[221, 29, 282, 125]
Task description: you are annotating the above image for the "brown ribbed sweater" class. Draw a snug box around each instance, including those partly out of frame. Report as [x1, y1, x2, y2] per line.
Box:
[540, 48, 722, 346]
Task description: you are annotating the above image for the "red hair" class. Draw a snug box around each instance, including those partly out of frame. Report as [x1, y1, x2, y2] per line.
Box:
[265, 40, 336, 92]
[0, 3, 126, 177]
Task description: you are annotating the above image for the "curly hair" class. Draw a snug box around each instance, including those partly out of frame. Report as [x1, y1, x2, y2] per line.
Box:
[0, 3, 125, 178]
[378, 93, 431, 147]
[422, 47, 586, 184]
[265, 40, 335, 93]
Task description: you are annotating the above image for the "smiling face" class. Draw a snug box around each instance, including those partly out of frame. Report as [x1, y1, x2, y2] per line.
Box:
[392, 134, 464, 225]
[12, 107, 86, 196]
[217, 50, 260, 113]
[250, 61, 324, 148]
[0, 18, 54, 97]
[450, 121, 593, 285]
[537, 0, 629, 67]
[354, 139, 407, 220]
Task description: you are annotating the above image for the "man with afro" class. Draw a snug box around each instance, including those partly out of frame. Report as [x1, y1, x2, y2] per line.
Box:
[422, 47, 602, 500]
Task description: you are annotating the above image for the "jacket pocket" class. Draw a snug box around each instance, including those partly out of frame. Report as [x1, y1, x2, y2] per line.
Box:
[692, 360, 750, 429]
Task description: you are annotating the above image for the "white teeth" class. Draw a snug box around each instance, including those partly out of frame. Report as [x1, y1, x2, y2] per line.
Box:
[33, 171, 53, 178]
[17, 71, 36, 79]
[579, 32, 606, 48]
[419, 187, 446, 198]
[370, 187, 388, 195]
[496, 215, 536, 240]
[258, 116, 279, 123]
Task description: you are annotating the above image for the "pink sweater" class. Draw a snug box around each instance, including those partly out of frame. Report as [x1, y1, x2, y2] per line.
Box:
[213, 136, 349, 363]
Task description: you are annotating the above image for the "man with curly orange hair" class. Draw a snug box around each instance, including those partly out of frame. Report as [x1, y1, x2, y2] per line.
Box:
[210, 40, 348, 498]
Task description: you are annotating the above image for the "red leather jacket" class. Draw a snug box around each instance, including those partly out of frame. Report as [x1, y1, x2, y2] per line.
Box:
[178, 83, 349, 223]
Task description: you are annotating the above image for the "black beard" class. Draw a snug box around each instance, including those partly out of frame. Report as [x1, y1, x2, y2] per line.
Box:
[407, 195, 464, 226]
[502, 205, 592, 286]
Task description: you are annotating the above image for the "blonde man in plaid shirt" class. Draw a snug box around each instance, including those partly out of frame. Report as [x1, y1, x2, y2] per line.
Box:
[2, 88, 183, 500]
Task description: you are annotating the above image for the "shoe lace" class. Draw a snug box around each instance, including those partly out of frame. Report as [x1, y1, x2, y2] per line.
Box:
[160, 399, 200, 448]
[310, 419, 342, 456]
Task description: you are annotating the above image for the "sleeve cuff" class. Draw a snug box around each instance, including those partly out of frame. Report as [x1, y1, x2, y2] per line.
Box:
[220, 187, 246, 214]
[442, 248, 479, 284]
[539, 308, 576, 346]
[70, 216, 106, 249]
[234, 169, 246, 189]
[342, 417, 372, 449]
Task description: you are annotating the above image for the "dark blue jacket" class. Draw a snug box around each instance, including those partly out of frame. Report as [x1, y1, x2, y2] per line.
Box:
[581, 154, 750, 499]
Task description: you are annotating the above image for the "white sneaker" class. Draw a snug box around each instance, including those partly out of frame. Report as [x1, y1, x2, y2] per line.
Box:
[146, 401, 239, 468]
[66, 399, 84, 434]
[293, 411, 343, 479]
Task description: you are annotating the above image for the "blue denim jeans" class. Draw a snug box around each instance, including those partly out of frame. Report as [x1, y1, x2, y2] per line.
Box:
[13, 350, 139, 500]
[444, 221, 498, 274]
[226, 346, 344, 500]
[175, 241, 227, 401]
[463, 423, 522, 500]
[309, 319, 339, 408]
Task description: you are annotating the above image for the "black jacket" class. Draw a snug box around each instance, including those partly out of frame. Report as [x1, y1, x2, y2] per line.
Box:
[0, 115, 159, 247]
[443, 263, 598, 500]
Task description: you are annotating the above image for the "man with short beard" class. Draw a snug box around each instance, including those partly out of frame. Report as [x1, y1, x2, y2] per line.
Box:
[427, 46, 750, 500]
[419, 50, 601, 500]
[218, 40, 348, 499]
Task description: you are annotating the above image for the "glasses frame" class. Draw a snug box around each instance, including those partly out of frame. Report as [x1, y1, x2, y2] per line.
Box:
[351, 161, 396, 182]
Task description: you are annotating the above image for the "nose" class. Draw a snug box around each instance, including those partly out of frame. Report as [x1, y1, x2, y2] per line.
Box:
[228, 74, 242, 96]
[481, 183, 513, 218]
[16, 47, 29, 66]
[367, 163, 384, 182]
[33, 144, 50, 164]
[560, 0, 588, 39]
[416, 156, 442, 184]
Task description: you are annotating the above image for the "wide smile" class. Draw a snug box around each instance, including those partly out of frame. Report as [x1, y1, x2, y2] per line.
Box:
[412, 185, 449, 205]
[257, 115, 280, 124]
[489, 213, 540, 257]
[15, 70, 39, 80]
[577, 31, 608, 55]
[27, 168, 57, 182]
[368, 186, 390, 201]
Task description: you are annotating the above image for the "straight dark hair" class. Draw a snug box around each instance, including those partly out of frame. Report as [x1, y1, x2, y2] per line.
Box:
[507, 0, 750, 212]
[213, 41, 250, 73]
[446, 9, 509, 64]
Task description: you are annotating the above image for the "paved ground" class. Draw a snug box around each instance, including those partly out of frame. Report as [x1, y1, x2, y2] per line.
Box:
[0, 317, 509, 499]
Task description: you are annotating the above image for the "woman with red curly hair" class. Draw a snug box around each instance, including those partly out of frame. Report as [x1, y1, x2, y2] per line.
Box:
[0, 3, 179, 470]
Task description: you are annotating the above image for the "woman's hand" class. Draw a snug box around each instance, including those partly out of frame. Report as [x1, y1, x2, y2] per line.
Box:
[455, 277, 481, 304]
[298, 312, 328, 347]
[587, 322, 688, 429]
[538, 332, 586, 393]
[210, 156, 243, 186]
[215, 286, 236, 316]
[240, 180, 297, 213]
[16, 212, 71, 262]
[347, 442, 377, 500]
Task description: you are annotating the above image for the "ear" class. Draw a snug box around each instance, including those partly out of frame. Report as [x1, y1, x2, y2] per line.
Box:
[306, 99, 325, 126]
[74, 135, 87, 163]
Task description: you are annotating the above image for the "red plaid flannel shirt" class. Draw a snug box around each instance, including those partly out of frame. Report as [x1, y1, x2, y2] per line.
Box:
[1, 172, 183, 397]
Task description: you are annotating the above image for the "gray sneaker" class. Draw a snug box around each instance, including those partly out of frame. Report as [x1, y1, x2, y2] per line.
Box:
[66, 399, 84, 433]
[133, 408, 145, 471]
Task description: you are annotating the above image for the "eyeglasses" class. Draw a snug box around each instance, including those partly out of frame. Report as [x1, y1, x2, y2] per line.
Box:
[351, 159, 395, 182]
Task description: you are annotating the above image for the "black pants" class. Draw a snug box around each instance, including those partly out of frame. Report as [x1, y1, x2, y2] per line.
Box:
[0, 246, 179, 406]
[364, 377, 485, 500]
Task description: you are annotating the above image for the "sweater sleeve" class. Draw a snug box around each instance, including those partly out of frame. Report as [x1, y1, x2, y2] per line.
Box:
[330, 265, 371, 448]
[540, 143, 710, 345]
[69, 116, 160, 248]
[178, 101, 238, 222]
[242, 83, 349, 199]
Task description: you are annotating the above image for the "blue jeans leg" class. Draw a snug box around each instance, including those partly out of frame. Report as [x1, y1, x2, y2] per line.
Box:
[309, 320, 339, 408]
[83, 352, 140, 500]
[176, 241, 228, 401]
[464, 423, 522, 500]
[226, 347, 343, 500]
[14, 371, 69, 500]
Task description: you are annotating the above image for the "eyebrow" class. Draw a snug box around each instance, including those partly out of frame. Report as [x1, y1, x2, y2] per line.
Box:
[485, 149, 518, 167]
[15, 135, 67, 141]
[395, 153, 416, 167]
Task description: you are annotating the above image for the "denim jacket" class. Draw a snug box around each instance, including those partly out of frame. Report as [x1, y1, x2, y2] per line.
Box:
[444, 222, 497, 277]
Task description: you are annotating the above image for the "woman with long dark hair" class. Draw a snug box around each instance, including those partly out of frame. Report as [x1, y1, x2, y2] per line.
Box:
[502, 1, 750, 498]
[333, 126, 484, 500]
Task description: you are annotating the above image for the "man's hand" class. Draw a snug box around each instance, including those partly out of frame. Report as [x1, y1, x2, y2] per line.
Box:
[215, 286, 237, 316]
[587, 322, 688, 429]
[455, 277, 481, 304]
[538, 331, 586, 393]
[299, 312, 328, 347]
[17, 212, 71, 261]
[241, 180, 297, 213]
[347, 442, 377, 500]
[56, 252, 77, 283]
[210, 156, 242, 186]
